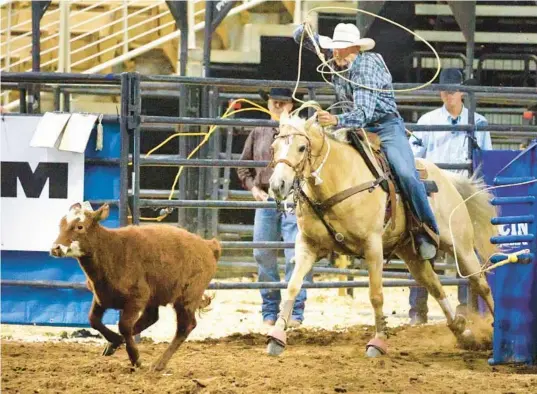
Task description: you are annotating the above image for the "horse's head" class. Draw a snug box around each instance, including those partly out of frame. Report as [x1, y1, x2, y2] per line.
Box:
[269, 109, 322, 199]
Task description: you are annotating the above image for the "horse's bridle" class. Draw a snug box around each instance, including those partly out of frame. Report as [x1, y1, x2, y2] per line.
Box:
[269, 128, 327, 181]
[270, 131, 312, 176]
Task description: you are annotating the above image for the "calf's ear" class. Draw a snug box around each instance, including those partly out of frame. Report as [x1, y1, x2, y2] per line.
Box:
[93, 204, 110, 222]
[69, 202, 82, 211]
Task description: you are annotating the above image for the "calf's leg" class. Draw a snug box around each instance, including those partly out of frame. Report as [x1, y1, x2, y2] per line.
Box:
[118, 300, 146, 368]
[88, 299, 124, 356]
[133, 306, 160, 336]
[151, 303, 196, 372]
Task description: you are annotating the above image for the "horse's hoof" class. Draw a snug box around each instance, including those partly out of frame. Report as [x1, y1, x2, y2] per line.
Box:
[102, 341, 122, 356]
[457, 329, 478, 350]
[365, 338, 387, 358]
[266, 338, 286, 356]
[449, 314, 467, 332]
[266, 327, 287, 356]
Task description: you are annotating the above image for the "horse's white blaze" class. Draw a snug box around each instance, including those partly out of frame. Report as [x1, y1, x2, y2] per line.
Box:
[273, 135, 295, 184]
[277, 135, 293, 160]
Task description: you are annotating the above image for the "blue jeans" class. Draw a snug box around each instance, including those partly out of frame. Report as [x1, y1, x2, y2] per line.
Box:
[409, 253, 469, 319]
[366, 117, 439, 236]
[409, 283, 468, 319]
[253, 205, 313, 322]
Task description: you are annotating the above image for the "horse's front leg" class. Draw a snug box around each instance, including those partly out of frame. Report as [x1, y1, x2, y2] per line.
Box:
[364, 234, 389, 357]
[266, 233, 317, 356]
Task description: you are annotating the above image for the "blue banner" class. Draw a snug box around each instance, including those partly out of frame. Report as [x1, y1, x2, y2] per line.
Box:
[475, 142, 537, 365]
[1, 122, 122, 327]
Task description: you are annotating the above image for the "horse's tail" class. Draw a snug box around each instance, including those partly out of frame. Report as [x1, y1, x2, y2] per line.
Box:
[444, 170, 500, 262]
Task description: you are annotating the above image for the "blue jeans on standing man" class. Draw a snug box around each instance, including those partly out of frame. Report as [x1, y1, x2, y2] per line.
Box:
[409, 253, 471, 321]
[253, 203, 313, 323]
[409, 282, 468, 321]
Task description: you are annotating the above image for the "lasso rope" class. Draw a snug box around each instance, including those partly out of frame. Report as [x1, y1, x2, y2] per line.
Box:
[296, 6, 534, 274]
[449, 178, 537, 277]
[292, 6, 441, 142]
[294, 6, 442, 96]
[135, 5, 533, 278]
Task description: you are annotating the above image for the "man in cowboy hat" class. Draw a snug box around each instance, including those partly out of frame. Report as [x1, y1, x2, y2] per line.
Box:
[407, 68, 492, 325]
[293, 22, 440, 261]
[236, 87, 313, 328]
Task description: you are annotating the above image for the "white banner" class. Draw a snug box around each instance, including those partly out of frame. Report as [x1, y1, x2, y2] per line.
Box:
[1, 116, 84, 251]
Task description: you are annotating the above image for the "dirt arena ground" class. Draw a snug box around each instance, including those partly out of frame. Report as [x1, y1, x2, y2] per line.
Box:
[2, 280, 536, 393]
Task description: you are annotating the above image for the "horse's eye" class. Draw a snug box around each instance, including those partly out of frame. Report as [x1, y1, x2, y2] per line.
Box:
[77, 225, 84, 231]
[298, 145, 306, 153]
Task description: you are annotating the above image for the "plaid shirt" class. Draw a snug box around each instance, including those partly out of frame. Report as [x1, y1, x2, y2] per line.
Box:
[293, 25, 399, 128]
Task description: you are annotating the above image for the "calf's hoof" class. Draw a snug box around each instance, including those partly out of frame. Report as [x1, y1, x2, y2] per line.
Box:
[365, 338, 387, 358]
[102, 341, 123, 356]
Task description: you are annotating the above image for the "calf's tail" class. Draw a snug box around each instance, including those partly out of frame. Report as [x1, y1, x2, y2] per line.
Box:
[207, 238, 222, 260]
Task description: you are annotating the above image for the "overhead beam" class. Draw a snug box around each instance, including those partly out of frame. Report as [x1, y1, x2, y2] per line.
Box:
[30, 0, 50, 113]
[416, 4, 537, 17]
[165, 0, 188, 76]
[356, 1, 385, 35]
[447, 1, 476, 79]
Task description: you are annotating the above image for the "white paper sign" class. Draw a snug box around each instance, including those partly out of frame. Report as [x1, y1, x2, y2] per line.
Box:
[58, 113, 98, 153]
[1, 116, 84, 251]
[29, 112, 72, 149]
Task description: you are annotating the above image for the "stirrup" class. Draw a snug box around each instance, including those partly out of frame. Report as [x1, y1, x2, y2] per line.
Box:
[417, 237, 437, 261]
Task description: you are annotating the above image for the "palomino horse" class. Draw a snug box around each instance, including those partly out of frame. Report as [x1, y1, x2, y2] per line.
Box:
[266, 110, 498, 357]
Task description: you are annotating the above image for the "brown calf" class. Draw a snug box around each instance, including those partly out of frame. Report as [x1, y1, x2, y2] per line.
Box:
[50, 203, 220, 371]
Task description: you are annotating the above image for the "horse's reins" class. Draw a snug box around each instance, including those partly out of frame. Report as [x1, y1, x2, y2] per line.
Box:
[270, 123, 387, 256]
[271, 128, 359, 256]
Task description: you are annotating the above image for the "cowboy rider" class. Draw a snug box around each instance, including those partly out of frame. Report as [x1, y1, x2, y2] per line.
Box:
[293, 22, 440, 261]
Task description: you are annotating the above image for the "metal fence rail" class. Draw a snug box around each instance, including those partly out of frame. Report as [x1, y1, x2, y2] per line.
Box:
[1, 71, 535, 293]
[2, 278, 469, 291]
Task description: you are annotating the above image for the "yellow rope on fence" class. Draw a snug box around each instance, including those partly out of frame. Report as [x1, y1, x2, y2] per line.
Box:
[132, 98, 276, 221]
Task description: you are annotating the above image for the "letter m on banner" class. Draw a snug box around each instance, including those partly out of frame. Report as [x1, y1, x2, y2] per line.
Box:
[1, 162, 68, 198]
[0, 116, 84, 252]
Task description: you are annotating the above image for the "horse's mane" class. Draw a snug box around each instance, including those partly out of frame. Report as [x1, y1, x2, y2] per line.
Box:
[280, 113, 351, 145]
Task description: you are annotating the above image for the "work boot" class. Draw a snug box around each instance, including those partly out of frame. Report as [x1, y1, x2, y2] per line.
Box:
[288, 319, 302, 328]
[410, 314, 428, 326]
[416, 234, 437, 260]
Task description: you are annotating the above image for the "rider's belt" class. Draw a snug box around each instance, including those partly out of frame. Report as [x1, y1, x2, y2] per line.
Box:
[366, 113, 399, 127]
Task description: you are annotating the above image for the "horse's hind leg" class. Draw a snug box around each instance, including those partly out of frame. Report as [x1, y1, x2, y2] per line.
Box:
[396, 247, 473, 345]
[266, 234, 317, 356]
[364, 235, 389, 357]
[454, 248, 494, 316]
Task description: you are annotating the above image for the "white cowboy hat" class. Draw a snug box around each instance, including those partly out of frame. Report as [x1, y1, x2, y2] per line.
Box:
[318, 23, 375, 51]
